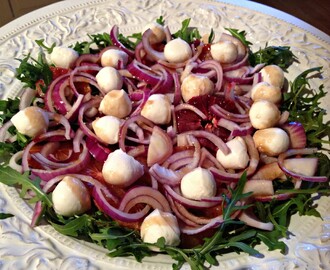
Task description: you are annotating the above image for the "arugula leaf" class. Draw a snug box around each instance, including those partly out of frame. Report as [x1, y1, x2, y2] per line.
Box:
[173, 18, 201, 43]
[250, 45, 297, 71]
[156, 15, 165, 26]
[49, 215, 91, 237]
[0, 165, 52, 207]
[0, 97, 20, 125]
[16, 52, 52, 89]
[35, 39, 56, 54]
[281, 67, 330, 149]
[225, 28, 252, 48]
[0, 213, 14, 220]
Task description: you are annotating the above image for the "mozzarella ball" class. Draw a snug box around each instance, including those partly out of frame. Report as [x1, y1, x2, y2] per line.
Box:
[101, 49, 129, 68]
[249, 100, 281, 129]
[141, 94, 171, 124]
[11, 106, 49, 138]
[250, 82, 282, 104]
[181, 167, 217, 200]
[210, 40, 238, 64]
[143, 22, 166, 44]
[96, 67, 123, 94]
[216, 136, 249, 169]
[253, 127, 290, 156]
[140, 209, 180, 247]
[181, 74, 215, 102]
[52, 176, 91, 216]
[92, 116, 121, 145]
[102, 149, 144, 186]
[164, 38, 192, 63]
[99, 89, 132, 118]
[50, 46, 79, 69]
[260, 65, 285, 88]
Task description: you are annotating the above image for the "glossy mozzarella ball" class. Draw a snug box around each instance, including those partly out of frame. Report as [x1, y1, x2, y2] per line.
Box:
[102, 149, 144, 186]
[250, 82, 282, 104]
[99, 89, 132, 118]
[210, 40, 238, 64]
[216, 136, 249, 169]
[181, 74, 215, 102]
[11, 106, 49, 138]
[140, 209, 180, 247]
[164, 38, 192, 63]
[96, 67, 123, 94]
[249, 100, 281, 129]
[253, 127, 290, 156]
[92, 116, 121, 145]
[141, 94, 171, 124]
[180, 167, 217, 200]
[50, 46, 79, 69]
[260, 65, 285, 88]
[143, 22, 166, 44]
[52, 176, 91, 216]
[101, 49, 129, 68]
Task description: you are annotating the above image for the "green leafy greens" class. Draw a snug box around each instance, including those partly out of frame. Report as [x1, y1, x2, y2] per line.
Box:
[281, 67, 330, 149]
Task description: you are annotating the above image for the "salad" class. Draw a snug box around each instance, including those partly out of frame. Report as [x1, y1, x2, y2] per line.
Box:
[0, 17, 329, 269]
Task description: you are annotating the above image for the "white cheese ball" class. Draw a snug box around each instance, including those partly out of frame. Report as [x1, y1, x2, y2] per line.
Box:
[141, 94, 171, 124]
[143, 22, 166, 44]
[216, 136, 249, 169]
[11, 106, 49, 138]
[140, 209, 180, 247]
[50, 46, 79, 69]
[181, 167, 217, 200]
[99, 89, 132, 118]
[181, 74, 215, 102]
[249, 100, 281, 129]
[102, 149, 144, 186]
[253, 127, 290, 156]
[92, 116, 121, 145]
[96, 67, 123, 94]
[260, 65, 285, 88]
[164, 38, 192, 63]
[52, 176, 91, 217]
[250, 82, 282, 104]
[210, 40, 238, 64]
[101, 49, 129, 68]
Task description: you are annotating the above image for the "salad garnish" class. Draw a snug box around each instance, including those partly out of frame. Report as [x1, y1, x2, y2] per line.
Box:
[0, 16, 329, 270]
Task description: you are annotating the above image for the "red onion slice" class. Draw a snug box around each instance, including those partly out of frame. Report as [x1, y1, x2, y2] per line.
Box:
[278, 148, 327, 182]
[92, 186, 149, 222]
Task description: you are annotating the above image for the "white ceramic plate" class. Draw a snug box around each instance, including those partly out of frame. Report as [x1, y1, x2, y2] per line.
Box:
[0, 0, 329, 269]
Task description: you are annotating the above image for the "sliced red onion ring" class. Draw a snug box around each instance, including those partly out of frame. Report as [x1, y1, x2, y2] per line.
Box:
[210, 104, 250, 123]
[278, 148, 328, 182]
[31, 141, 91, 181]
[110, 25, 135, 57]
[119, 186, 171, 212]
[164, 185, 219, 209]
[19, 88, 36, 110]
[179, 130, 230, 155]
[142, 29, 166, 61]
[238, 209, 274, 231]
[92, 186, 149, 222]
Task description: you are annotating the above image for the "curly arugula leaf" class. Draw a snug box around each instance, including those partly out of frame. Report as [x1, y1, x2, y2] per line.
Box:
[35, 39, 56, 54]
[250, 45, 298, 71]
[0, 213, 14, 220]
[225, 27, 252, 48]
[281, 67, 330, 149]
[156, 15, 165, 26]
[0, 98, 20, 124]
[173, 18, 201, 43]
[16, 52, 52, 89]
[0, 165, 52, 207]
[49, 215, 91, 237]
